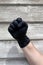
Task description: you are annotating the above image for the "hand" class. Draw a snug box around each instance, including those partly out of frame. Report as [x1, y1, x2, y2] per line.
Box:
[8, 18, 28, 40]
[8, 18, 30, 48]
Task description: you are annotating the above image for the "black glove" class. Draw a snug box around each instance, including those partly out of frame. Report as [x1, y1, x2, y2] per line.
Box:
[8, 18, 30, 48]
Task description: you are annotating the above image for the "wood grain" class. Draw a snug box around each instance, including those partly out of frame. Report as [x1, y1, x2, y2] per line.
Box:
[0, 23, 43, 40]
[0, 58, 29, 65]
[0, 0, 43, 4]
[0, 6, 43, 22]
[0, 40, 43, 58]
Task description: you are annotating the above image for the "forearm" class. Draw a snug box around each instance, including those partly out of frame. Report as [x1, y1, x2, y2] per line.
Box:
[22, 42, 43, 65]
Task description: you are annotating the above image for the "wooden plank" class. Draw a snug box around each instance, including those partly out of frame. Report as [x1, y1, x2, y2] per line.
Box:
[0, 40, 43, 59]
[0, 41, 24, 58]
[5, 59, 29, 65]
[0, 23, 43, 40]
[0, 0, 43, 4]
[0, 6, 43, 22]
[0, 58, 29, 65]
[0, 59, 6, 65]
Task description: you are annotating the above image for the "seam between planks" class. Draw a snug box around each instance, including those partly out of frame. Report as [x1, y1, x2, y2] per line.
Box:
[0, 4, 43, 6]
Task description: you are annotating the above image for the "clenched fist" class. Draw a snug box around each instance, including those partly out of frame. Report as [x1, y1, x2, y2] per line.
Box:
[8, 18, 30, 48]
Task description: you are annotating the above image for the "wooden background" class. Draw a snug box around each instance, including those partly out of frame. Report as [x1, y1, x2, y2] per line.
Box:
[0, 0, 43, 65]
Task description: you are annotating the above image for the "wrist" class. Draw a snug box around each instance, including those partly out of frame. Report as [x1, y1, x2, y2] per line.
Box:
[18, 36, 30, 48]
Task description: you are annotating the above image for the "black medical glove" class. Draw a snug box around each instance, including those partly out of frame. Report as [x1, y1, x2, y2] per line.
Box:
[8, 18, 30, 48]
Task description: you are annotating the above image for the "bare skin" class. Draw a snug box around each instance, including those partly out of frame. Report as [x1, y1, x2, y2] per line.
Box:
[22, 42, 43, 65]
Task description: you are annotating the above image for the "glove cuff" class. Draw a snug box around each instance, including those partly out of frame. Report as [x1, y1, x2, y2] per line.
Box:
[18, 36, 30, 48]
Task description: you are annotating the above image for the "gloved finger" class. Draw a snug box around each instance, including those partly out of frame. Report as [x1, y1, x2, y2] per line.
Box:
[8, 26, 14, 33]
[10, 23, 15, 29]
[22, 21, 28, 27]
[9, 24, 18, 32]
[12, 20, 18, 27]
[18, 22, 23, 28]
[18, 21, 28, 29]
[16, 17, 22, 23]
